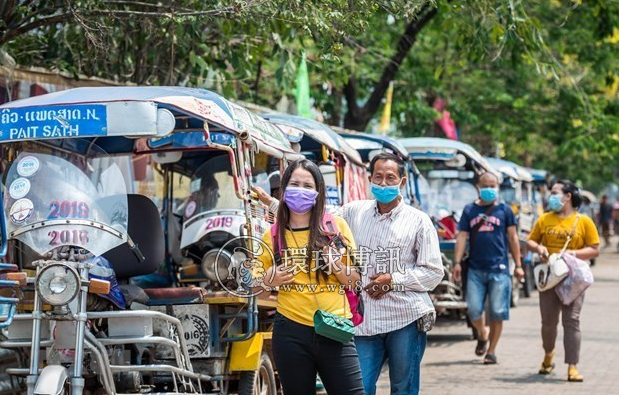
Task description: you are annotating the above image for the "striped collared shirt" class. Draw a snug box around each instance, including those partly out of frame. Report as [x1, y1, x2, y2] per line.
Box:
[336, 199, 444, 336]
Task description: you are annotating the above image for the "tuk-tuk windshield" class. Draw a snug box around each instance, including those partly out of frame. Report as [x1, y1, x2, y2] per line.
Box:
[185, 155, 270, 217]
[500, 186, 517, 205]
[419, 177, 478, 220]
[4, 152, 128, 256]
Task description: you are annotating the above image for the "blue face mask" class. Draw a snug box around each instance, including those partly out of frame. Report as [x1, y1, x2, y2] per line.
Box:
[371, 183, 401, 204]
[479, 187, 499, 202]
[548, 194, 565, 212]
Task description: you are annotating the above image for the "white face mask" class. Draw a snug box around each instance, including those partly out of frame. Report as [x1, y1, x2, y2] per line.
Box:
[548, 194, 565, 212]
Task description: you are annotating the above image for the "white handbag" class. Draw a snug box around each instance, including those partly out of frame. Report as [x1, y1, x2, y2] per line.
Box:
[534, 254, 569, 292]
[533, 215, 580, 292]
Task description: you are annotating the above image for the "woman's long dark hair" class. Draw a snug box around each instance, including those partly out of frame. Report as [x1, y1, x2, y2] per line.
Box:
[276, 159, 330, 281]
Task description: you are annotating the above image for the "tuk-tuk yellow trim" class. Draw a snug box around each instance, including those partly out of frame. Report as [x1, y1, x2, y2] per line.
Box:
[202, 295, 277, 309]
[229, 331, 271, 371]
[204, 295, 248, 305]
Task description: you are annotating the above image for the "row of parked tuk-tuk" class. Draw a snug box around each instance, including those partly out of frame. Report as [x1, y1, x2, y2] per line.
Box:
[0, 86, 552, 395]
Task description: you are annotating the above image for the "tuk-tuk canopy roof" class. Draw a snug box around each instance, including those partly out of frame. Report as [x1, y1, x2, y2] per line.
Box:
[336, 131, 421, 176]
[485, 157, 534, 182]
[264, 114, 364, 166]
[337, 131, 409, 159]
[0, 87, 298, 157]
[580, 190, 597, 203]
[398, 137, 499, 177]
[527, 168, 549, 183]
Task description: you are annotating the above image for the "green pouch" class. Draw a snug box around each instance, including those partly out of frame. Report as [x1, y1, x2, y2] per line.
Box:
[313, 309, 355, 344]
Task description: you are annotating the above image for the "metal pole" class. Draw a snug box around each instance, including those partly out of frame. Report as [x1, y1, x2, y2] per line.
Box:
[26, 267, 42, 395]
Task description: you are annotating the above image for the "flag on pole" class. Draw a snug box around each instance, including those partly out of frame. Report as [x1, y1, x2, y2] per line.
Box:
[295, 50, 312, 119]
[378, 82, 394, 135]
[433, 98, 458, 140]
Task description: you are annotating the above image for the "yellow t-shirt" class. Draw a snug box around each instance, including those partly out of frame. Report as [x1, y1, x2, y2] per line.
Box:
[257, 215, 356, 327]
[528, 212, 600, 254]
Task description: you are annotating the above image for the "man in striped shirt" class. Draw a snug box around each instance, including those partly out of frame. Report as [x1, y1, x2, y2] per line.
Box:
[338, 153, 443, 395]
[255, 153, 444, 394]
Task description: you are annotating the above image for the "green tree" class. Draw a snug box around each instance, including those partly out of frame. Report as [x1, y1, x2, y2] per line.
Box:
[2, 0, 617, 190]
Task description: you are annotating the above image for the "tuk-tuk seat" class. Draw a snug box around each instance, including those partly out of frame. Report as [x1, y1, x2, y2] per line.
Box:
[103, 194, 165, 280]
[142, 287, 206, 306]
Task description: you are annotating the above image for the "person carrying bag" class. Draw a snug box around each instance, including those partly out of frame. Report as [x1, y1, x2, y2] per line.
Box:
[460, 202, 499, 296]
[270, 213, 363, 343]
[454, 172, 523, 365]
[527, 180, 600, 382]
[533, 215, 580, 292]
[254, 159, 364, 395]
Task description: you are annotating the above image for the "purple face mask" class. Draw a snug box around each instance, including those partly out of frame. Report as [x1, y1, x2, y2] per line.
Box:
[283, 186, 319, 214]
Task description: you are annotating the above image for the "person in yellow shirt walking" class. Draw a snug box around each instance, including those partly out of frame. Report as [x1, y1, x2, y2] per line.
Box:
[527, 180, 600, 382]
[255, 159, 364, 395]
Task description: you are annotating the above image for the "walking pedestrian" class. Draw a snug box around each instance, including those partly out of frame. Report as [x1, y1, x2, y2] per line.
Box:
[527, 180, 600, 382]
[597, 195, 613, 248]
[254, 153, 444, 395]
[256, 159, 364, 395]
[453, 172, 524, 365]
[614, 201, 619, 252]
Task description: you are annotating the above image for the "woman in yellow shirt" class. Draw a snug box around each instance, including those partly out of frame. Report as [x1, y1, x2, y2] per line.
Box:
[257, 159, 363, 395]
[527, 180, 600, 382]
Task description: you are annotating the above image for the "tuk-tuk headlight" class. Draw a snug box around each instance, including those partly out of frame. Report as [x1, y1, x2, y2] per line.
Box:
[36, 264, 80, 306]
[202, 248, 232, 283]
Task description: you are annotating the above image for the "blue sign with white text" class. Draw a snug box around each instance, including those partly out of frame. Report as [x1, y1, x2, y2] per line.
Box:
[0, 105, 107, 142]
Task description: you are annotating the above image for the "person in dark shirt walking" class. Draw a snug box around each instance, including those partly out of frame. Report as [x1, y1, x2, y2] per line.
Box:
[453, 172, 523, 364]
[598, 195, 613, 248]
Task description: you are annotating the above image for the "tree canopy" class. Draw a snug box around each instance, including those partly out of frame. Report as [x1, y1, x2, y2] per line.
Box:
[1, 0, 617, 191]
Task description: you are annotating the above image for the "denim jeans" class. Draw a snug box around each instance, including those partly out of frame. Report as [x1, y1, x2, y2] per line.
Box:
[272, 313, 364, 395]
[466, 268, 511, 322]
[355, 321, 427, 395]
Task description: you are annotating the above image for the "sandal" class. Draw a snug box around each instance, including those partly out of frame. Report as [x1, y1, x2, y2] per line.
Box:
[538, 350, 555, 374]
[475, 339, 488, 356]
[568, 367, 584, 382]
[483, 353, 497, 365]
[539, 362, 555, 374]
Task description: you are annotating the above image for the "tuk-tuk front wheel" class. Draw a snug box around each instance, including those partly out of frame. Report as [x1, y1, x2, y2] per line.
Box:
[238, 352, 277, 395]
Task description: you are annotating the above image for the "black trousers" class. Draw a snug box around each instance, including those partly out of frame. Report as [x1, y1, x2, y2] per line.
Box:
[272, 313, 365, 395]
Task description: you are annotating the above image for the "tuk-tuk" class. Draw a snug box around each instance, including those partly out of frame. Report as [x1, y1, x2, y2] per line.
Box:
[0, 86, 303, 395]
[264, 114, 368, 207]
[398, 137, 500, 317]
[335, 131, 422, 208]
[486, 157, 537, 301]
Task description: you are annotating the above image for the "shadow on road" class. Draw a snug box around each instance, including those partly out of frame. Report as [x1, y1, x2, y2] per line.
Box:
[494, 374, 565, 384]
[424, 359, 480, 367]
[428, 333, 472, 341]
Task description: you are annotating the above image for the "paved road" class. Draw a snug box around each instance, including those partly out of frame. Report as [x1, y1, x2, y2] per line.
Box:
[375, 239, 619, 394]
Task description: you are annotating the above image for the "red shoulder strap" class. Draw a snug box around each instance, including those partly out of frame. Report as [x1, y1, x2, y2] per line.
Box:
[322, 213, 338, 233]
[270, 223, 281, 264]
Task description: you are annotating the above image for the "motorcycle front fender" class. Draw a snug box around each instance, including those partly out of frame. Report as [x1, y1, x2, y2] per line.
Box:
[33, 365, 68, 395]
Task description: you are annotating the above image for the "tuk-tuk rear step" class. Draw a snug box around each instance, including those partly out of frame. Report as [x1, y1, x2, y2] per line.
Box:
[110, 364, 211, 382]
